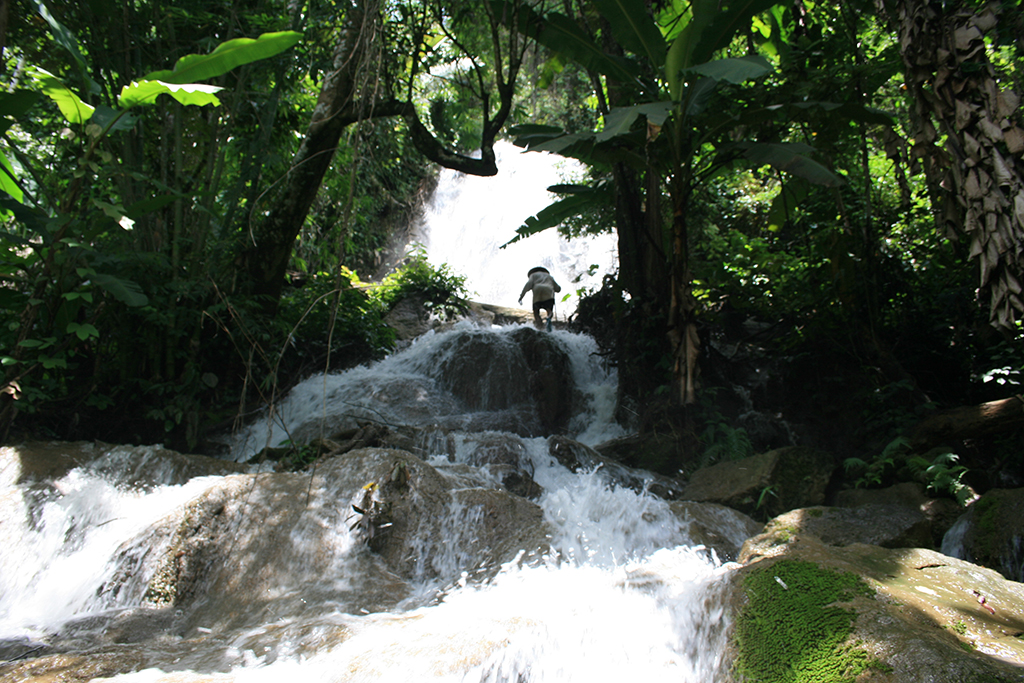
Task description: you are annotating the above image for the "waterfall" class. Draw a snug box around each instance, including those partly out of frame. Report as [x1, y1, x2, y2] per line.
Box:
[419, 141, 617, 317]
[0, 325, 743, 681]
[0, 141, 753, 679]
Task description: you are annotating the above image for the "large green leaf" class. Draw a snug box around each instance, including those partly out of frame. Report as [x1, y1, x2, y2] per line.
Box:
[735, 142, 845, 187]
[91, 273, 148, 307]
[666, 0, 718, 78]
[0, 90, 42, 121]
[502, 186, 614, 247]
[767, 177, 811, 231]
[0, 195, 49, 233]
[686, 55, 773, 85]
[31, 0, 98, 96]
[598, 102, 674, 141]
[543, 14, 639, 84]
[142, 31, 302, 84]
[494, 2, 639, 85]
[0, 151, 22, 204]
[28, 68, 95, 124]
[690, 0, 780, 67]
[508, 124, 566, 147]
[118, 81, 223, 109]
[682, 78, 718, 118]
[592, 0, 666, 68]
[89, 105, 139, 134]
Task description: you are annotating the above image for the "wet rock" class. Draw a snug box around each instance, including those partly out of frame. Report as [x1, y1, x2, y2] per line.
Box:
[508, 326, 574, 435]
[459, 432, 528, 468]
[549, 435, 686, 500]
[0, 441, 247, 488]
[343, 448, 550, 580]
[942, 488, 1024, 582]
[455, 432, 542, 499]
[836, 481, 963, 548]
[748, 505, 933, 551]
[681, 446, 836, 519]
[0, 649, 149, 682]
[729, 529, 1024, 681]
[669, 501, 762, 562]
[437, 331, 533, 412]
[435, 327, 575, 436]
[737, 409, 794, 453]
[97, 447, 550, 636]
[384, 292, 437, 341]
[593, 431, 686, 476]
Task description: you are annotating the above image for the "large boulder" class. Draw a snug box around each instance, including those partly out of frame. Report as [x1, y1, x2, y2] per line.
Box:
[681, 446, 836, 519]
[508, 326, 574, 435]
[669, 501, 763, 562]
[435, 327, 574, 436]
[942, 488, 1024, 583]
[729, 524, 1024, 682]
[593, 430, 687, 476]
[548, 435, 686, 500]
[836, 481, 963, 548]
[0, 440, 247, 488]
[98, 447, 551, 636]
[754, 505, 933, 549]
[383, 292, 437, 341]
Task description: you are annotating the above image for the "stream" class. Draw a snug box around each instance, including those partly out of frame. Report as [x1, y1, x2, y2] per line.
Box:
[0, 324, 746, 682]
[0, 144, 752, 682]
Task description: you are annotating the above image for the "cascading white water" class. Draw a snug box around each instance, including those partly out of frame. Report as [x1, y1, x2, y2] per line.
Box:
[230, 323, 626, 459]
[0, 325, 743, 681]
[419, 141, 617, 317]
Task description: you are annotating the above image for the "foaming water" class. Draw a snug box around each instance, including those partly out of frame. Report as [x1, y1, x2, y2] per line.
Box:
[231, 554, 730, 683]
[1, 326, 739, 682]
[0, 466, 221, 639]
[232, 324, 624, 460]
[420, 141, 617, 317]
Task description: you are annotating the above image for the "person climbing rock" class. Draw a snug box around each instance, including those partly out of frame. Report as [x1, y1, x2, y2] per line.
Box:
[518, 266, 561, 331]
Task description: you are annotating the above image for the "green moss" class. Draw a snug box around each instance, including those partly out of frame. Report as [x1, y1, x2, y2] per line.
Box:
[733, 559, 877, 683]
[766, 523, 797, 545]
[975, 495, 1000, 536]
[971, 493, 1006, 566]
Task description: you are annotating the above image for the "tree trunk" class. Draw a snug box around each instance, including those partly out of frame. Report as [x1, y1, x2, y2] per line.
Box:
[906, 395, 1024, 451]
[239, 5, 371, 302]
[239, 0, 517, 306]
[880, 0, 1024, 329]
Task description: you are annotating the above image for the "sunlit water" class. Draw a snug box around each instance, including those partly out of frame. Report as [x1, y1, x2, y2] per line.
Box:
[0, 324, 740, 681]
[419, 141, 617, 317]
[0, 148, 744, 680]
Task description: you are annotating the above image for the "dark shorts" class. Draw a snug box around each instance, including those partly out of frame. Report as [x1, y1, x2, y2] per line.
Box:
[533, 298, 555, 313]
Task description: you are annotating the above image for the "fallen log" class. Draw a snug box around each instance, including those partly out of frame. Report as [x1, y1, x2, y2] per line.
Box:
[905, 395, 1024, 450]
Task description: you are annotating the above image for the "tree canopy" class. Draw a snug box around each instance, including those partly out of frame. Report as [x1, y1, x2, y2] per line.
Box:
[1, 0, 1022, 491]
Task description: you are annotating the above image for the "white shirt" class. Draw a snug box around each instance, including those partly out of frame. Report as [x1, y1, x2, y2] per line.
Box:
[519, 271, 561, 303]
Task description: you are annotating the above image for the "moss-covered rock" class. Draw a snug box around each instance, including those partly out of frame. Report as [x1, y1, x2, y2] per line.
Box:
[952, 488, 1024, 582]
[730, 527, 1024, 682]
[682, 446, 836, 519]
[732, 559, 877, 682]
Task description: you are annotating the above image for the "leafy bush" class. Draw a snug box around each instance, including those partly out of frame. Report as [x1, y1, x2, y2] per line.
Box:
[844, 437, 974, 506]
[371, 245, 468, 320]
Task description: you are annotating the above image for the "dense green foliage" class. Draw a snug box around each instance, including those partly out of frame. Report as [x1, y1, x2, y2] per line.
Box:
[513, 0, 1023, 484]
[0, 0, 478, 448]
[1, 0, 1022, 490]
